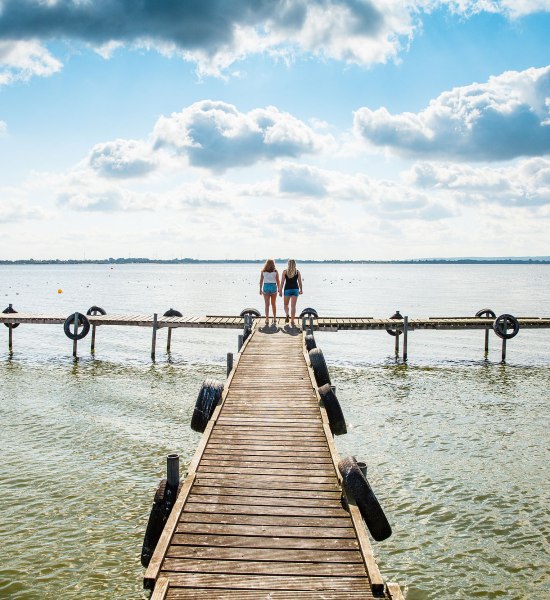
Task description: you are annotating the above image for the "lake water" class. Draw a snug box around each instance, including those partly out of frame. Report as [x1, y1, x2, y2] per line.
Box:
[0, 263, 549, 599]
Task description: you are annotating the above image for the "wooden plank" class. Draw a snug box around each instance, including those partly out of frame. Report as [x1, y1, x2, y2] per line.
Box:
[159, 574, 371, 591]
[176, 522, 355, 538]
[180, 512, 352, 528]
[189, 486, 341, 500]
[165, 590, 376, 599]
[162, 558, 367, 576]
[151, 576, 170, 600]
[170, 533, 359, 550]
[165, 545, 363, 564]
[183, 501, 348, 518]
[186, 493, 343, 509]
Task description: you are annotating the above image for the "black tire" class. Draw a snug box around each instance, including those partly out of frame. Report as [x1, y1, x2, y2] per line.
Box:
[493, 314, 520, 340]
[476, 308, 496, 319]
[318, 384, 346, 436]
[63, 313, 91, 340]
[86, 305, 107, 316]
[240, 308, 261, 318]
[2, 305, 20, 329]
[191, 379, 224, 433]
[299, 307, 318, 319]
[141, 478, 180, 568]
[163, 308, 183, 317]
[309, 347, 331, 387]
[305, 333, 316, 351]
[385, 311, 403, 336]
[339, 456, 392, 542]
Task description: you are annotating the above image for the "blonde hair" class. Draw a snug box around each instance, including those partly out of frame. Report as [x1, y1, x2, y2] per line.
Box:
[262, 259, 276, 273]
[286, 259, 297, 278]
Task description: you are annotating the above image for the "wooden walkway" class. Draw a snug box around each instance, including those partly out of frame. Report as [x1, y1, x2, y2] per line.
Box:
[144, 327, 402, 599]
[2, 312, 549, 331]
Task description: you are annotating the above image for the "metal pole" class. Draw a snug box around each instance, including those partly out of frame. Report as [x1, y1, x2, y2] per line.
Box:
[151, 313, 158, 361]
[227, 352, 234, 377]
[238, 334, 243, 351]
[72, 312, 79, 358]
[167, 327, 172, 353]
[403, 315, 409, 362]
[357, 461, 368, 478]
[501, 316, 507, 363]
[8, 324, 13, 354]
[309, 316, 314, 334]
[302, 316, 306, 331]
[166, 453, 180, 490]
[91, 325, 96, 354]
[484, 328, 489, 356]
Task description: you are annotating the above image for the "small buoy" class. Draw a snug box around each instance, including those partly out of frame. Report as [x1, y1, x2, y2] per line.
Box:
[57, 289, 63, 294]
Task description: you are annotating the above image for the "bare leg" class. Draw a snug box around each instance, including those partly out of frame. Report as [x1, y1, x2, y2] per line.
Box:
[290, 295, 298, 326]
[270, 294, 277, 322]
[284, 296, 290, 320]
[263, 293, 270, 322]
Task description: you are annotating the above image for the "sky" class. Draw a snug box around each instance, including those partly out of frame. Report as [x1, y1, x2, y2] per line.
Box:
[0, 1, 549, 260]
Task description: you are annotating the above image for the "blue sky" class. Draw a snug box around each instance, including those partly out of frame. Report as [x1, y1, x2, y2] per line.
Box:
[0, 1, 549, 260]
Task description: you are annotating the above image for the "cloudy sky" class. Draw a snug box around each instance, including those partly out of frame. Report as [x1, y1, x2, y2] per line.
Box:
[1, 0, 549, 260]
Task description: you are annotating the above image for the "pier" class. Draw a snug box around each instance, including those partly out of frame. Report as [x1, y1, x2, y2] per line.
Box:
[143, 324, 402, 599]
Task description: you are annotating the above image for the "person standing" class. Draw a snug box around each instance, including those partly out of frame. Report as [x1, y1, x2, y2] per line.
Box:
[279, 259, 303, 328]
[259, 259, 280, 326]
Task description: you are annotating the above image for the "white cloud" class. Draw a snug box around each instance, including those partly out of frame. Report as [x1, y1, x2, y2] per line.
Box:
[88, 139, 157, 178]
[153, 100, 332, 172]
[0, 40, 62, 86]
[0, 189, 46, 222]
[406, 157, 550, 207]
[0, 120, 6, 135]
[354, 66, 550, 161]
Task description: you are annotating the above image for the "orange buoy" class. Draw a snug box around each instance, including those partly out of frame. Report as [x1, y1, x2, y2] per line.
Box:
[57, 289, 63, 294]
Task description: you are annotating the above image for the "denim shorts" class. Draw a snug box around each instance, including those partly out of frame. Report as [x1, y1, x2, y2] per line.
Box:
[263, 283, 277, 294]
[284, 289, 299, 297]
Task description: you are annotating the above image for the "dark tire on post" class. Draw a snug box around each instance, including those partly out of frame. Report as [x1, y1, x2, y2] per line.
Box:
[163, 308, 183, 317]
[385, 311, 403, 336]
[141, 478, 180, 568]
[339, 456, 392, 542]
[191, 379, 224, 433]
[475, 308, 496, 319]
[299, 307, 318, 319]
[318, 383, 346, 436]
[63, 313, 91, 340]
[2, 305, 20, 329]
[493, 314, 520, 339]
[305, 333, 317, 351]
[86, 305, 107, 316]
[309, 347, 331, 387]
[240, 308, 261, 318]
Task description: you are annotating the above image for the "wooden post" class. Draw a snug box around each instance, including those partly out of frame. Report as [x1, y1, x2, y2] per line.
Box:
[151, 313, 158, 361]
[484, 328, 489, 356]
[227, 352, 234, 377]
[403, 315, 409, 362]
[8, 324, 13, 355]
[309, 316, 314, 334]
[238, 334, 243, 351]
[501, 316, 507, 363]
[167, 327, 172, 354]
[302, 316, 306, 331]
[394, 330, 399, 357]
[72, 312, 79, 358]
[91, 324, 96, 354]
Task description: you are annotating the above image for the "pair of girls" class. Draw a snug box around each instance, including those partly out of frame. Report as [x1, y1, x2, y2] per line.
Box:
[259, 259, 303, 326]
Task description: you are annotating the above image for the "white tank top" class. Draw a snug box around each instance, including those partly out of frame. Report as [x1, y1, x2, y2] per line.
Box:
[263, 271, 277, 283]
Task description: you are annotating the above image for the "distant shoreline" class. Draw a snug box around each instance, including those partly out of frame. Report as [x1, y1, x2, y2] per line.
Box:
[1, 258, 549, 266]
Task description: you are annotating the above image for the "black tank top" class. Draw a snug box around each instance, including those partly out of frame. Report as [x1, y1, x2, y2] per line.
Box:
[284, 271, 299, 290]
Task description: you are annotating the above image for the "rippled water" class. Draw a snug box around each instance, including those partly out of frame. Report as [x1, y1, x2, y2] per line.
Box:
[0, 264, 549, 599]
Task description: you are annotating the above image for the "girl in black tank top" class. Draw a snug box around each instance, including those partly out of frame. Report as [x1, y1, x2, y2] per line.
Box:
[280, 259, 303, 327]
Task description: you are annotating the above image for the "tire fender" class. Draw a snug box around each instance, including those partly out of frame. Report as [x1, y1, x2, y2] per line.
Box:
[318, 383, 346, 436]
[191, 379, 224, 433]
[63, 313, 91, 340]
[309, 347, 331, 387]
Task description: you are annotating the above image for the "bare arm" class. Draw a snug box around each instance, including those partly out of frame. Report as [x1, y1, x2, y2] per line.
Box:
[298, 272, 303, 294]
[276, 270, 281, 295]
[259, 272, 264, 295]
[279, 270, 286, 296]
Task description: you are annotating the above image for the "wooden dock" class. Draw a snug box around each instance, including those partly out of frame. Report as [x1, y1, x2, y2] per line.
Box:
[143, 326, 402, 599]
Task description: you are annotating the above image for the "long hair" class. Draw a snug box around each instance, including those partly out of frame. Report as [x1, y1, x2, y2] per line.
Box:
[286, 259, 297, 278]
[262, 258, 275, 273]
